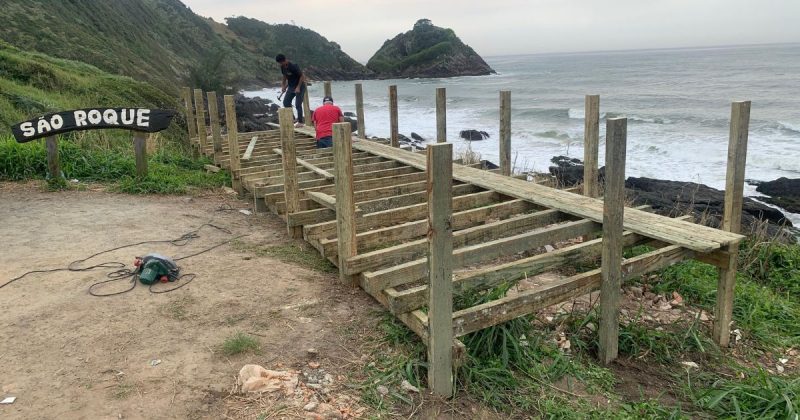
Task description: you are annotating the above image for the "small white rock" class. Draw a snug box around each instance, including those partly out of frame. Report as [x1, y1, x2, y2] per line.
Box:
[303, 401, 318, 411]
[777, 365, 785, 373]
[400, 380, 420, 393]
[377, 385, 389, 396]
[681, 361, 700, 369]
[779, 358, 789, 365]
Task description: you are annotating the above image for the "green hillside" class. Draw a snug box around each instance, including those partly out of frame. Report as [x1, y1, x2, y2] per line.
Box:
[0, 41, 175, 132]
[225, 16, 374, 80]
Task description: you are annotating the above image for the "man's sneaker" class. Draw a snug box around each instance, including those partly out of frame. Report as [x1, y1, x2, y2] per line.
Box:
[294, 122, 305, 128]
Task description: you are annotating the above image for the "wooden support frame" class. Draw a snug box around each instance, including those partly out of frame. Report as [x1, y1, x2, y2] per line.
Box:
[426, 142, 454, 397]
[207, 91, 223, 164]
[598, 117, 627, 364]
[279, 108, 302, 238]
[193, 89, 207, 154]
[714, 100, 750, 347]
[389, 85, 399, 147]
[224, 94, 242, 195]
[333, 122, 357, 286]
[583, 95, 600, 197]
[355, 83, 365, 139]
[499, 90, 511, 176]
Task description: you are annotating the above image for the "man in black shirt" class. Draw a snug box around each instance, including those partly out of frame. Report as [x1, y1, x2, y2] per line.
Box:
[275, 54, 307, 128]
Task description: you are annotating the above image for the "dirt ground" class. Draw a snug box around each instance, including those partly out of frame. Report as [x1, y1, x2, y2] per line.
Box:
[0, 182, 385, 419]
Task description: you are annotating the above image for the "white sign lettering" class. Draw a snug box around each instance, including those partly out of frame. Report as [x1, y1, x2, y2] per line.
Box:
[136, 109, 150, 127]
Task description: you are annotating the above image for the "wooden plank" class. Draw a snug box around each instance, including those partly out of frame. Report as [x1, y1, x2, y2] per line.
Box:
[303, 89, 312, 127]
[333, 121, 357, 286]
[45, 135, 60, 180]
[224, 94, 242, 194]
[389, 85, 399, 147]
[207, 91, 223, 164]
[272, 148, 335, 180]
[499, 90, 511, 176]
[242, 136, 259, 161]
[714, 100, 750, 347]
[306, 191, 336, 210]
[452, 245, 693, 337]
[133, 132, 147, 178]
[279, 108, 302, 238]
[436, 87, 446, 143]
[426, 143, 454, 396]
[363, 218, 600, 292]
[343, 138, 742, 251]
[598, 117, 627, 364]
[355, 83, 365, 139]
[324, 81, 332, 98]
[193, 89, 207, 154]
[584, 95, 600, 197]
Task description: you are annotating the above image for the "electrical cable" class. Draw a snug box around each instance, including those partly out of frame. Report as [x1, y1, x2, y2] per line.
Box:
[1, 223, 245, 296]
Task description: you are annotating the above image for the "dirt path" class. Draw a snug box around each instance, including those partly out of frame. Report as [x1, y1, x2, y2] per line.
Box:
[0, 183, 383, 419]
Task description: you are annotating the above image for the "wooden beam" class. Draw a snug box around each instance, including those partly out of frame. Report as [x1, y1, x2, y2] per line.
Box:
[426, 143, 454, 397]
[583, 95, 600, 197]
[333, 121, 357, 286]
[324, 81, 332, 98]
[182, 87, 197, 142]
[436, 88, 446, 143]
[306, 191, 337, 210]
[193, 89, 208, 155]
[45, 135, 60, 180]
[224, 94, 242, 195]
[279, 108, 302, 238]
[355, 83, 365, 139]
[452, 245, 693, 337]
[272, 148, 334, 180]
[133, 132, 147, 178]
[207, 91, 223, 164]
[242, 136, 259, 161]
[714, 100, 750, 347]
[303, 89, 312, 127]
[389, 85, 399, 147]
[499, 90, 511, 176]
[598, 117, 627, 365]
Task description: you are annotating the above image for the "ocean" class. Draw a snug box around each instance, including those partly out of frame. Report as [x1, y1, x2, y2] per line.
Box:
[244, 43, 800, 219]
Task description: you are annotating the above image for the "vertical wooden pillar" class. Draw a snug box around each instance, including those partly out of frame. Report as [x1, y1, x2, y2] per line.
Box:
[182, 87, 196, 141]
[436, 88, 446, 143]
[333, 122, 357, 286]
[206, 91, 223, 164]
[389, 85, 399, 147]
[598, 117, 627, 365]
[714, 101, 750, 347]
[583, 95, 600, 197]
[324, 81, 332, 98]
[303, 90, 312, 127]
[193, 88, 207, 156]
[224, 94, 242, 195]
[45, 135, 60, 180]
[426, 142, 454, 396]
[355, 83, 365, 139]
[279, 108, 302, 238]
[499, 90, 511, 176]
[133, 131, 148, 178]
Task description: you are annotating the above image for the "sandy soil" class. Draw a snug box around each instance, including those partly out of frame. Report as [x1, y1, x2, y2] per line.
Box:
[0, 182, 383, 419]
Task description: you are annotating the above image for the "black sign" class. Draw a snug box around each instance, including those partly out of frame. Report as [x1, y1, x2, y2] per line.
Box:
[11, 108, 176, 143]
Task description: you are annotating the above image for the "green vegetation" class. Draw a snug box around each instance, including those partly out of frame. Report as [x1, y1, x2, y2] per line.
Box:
[221, 332, 260, 356]
[231, 241, 337, 273]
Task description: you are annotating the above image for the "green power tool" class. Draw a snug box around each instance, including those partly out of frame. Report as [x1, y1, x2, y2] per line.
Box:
[134, 253, 180, 285]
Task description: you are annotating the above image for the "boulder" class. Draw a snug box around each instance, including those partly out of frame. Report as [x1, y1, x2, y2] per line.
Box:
[459, 129, 490, 141]
[754, 177, 800, 214]
[411, 132, 425, 141]
[343, 111, 356, 117]
[548, 155, 605, 187]
[234, 95, 279, 132]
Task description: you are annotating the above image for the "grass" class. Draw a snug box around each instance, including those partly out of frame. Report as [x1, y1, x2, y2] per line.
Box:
[232, 240, 337, 273]
[0, 135, 229, 194]
[221, 332, 260, 356]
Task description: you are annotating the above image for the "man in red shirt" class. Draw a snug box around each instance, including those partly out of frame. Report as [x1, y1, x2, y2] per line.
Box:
[311, 96, 345, 148]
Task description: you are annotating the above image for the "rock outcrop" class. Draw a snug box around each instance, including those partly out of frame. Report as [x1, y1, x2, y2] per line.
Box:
[366, 19, 495, 78]
[460, 130, 490, 141]
[754, 177, 800, 214]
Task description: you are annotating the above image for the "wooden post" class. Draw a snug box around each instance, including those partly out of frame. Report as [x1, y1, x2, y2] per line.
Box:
[584, 95, 600, 197]
[133, 131, 148, 178]
[426, 142, 454, 396]
[193, 89, 207, 156]
[45, 135, 60, 180]
[436, 88, 446, 143]
[714, 101, 750, 347]
[499, 91, 511, 176]
[324, 81, 332, 98]
[598, 117, 627, 365]
[224, 94, 243, 195]
[207, 91, 223, 164]
[182, 87, 196, 140]
[389, 85, 399, 147]
[303, 89, 312, 127]
[333, 121, 357, 286]
[279, 108, 302, 238]
[355, 83, 365, 139]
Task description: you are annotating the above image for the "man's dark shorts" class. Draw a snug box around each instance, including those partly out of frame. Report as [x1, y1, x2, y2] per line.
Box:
[317, 136, 333, 148]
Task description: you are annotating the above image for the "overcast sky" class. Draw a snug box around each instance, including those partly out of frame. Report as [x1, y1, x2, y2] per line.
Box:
[182, 0, 800, 63]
